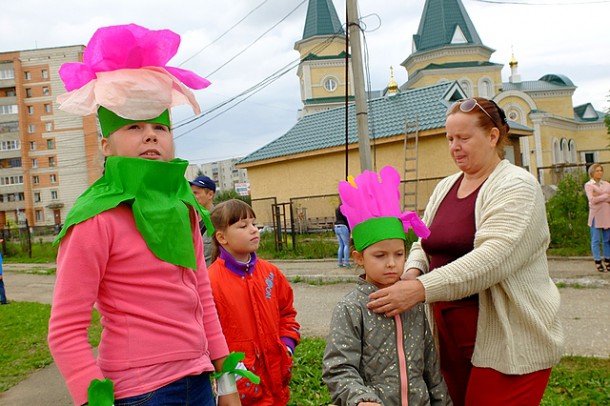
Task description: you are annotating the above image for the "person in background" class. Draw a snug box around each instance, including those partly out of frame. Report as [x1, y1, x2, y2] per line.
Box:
[209, 199, 301, 405]
[190, 175, 217, 267]
[0, 239, 7, 305]
[368, 97, 563, 406]
[47, 24, 240, 406]
[584, 163, 610, 273]
[334, 204, 351, 267]
[323, 166, 450, 406]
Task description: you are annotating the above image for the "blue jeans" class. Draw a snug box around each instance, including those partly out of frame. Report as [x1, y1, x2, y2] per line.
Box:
[334, 224, 350, 265]
[115, 372, 214, 406]
[0, 277, 6, 304]
[590, 218, 610, 261]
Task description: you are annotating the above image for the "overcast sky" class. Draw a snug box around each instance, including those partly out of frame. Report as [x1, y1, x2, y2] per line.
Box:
[1, 0, 608, 164]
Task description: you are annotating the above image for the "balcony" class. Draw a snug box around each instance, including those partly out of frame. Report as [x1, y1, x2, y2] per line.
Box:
[0, 148, 21, 160]
[0, 200, 25, 212]
[0, 96, 17, 105]
[0, 183, 24, 195]
[0, 78, 16, 89]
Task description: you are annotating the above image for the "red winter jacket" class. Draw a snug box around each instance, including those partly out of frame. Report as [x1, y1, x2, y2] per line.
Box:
[208, 253, 300, 405]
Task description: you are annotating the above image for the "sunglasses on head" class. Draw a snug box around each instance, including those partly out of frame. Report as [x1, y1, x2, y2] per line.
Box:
[446, 98, 503, 129]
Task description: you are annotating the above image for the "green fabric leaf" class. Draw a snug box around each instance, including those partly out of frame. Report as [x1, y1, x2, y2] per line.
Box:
[87, 378, 114, 406]
[54, 156, 213, 270]
[213, 352, 261, 384]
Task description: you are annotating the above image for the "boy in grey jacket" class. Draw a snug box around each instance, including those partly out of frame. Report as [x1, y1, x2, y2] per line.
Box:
[322, 166, 451, 406]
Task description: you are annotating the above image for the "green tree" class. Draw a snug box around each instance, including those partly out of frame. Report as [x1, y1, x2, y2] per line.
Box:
[546, 172, 589, 252]
[213, 189, 252, 205]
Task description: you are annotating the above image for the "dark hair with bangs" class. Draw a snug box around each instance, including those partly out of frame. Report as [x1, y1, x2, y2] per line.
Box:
[210, 199, 257, 261]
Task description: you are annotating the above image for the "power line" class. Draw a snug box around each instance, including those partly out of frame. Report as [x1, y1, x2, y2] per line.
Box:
[471, 0, 610, 4]
[172, 34, 343, 139]
[203, 0, 307, 78]
[177, 0, 270, 67]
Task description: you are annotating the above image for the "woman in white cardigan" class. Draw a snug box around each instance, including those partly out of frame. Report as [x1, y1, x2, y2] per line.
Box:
[368, 98, 563, 406]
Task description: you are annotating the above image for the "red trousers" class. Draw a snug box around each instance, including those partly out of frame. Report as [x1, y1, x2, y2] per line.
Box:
[434, 299, 551, 406]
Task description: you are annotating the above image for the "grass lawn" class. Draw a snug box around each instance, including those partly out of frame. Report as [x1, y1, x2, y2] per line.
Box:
[1, 302, 608, 405]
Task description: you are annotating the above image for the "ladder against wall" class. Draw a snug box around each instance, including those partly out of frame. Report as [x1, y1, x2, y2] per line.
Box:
[402, 115, 419, 212]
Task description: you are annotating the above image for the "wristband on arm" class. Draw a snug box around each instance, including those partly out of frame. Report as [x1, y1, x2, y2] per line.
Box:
[213, 352, 261, 396]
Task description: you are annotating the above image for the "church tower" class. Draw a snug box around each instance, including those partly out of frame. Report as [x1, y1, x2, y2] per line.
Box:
[401, 0, 503, 98]
[294, 0, 352, 117]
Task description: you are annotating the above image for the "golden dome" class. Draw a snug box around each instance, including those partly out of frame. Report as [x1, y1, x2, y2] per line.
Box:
[387, 66, 399, 94]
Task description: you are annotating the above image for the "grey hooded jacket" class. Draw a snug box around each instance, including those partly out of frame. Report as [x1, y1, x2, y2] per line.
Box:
[322, 278, 451, 406]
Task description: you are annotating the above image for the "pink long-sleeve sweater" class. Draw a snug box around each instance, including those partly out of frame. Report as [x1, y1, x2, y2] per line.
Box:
[48, 204, 228, 405]
[585, 178, 610, 228]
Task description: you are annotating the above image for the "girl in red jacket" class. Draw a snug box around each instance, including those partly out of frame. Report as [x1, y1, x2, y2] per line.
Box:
[209, 199, 301, 405]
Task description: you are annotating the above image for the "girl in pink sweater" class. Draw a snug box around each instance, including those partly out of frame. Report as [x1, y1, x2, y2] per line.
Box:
[47, 24, 240, 406]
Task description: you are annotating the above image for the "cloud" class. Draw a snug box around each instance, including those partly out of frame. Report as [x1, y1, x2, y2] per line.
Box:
[1, 0, 607, 165]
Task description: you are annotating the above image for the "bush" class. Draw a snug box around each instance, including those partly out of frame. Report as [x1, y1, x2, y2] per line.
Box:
[214, 190, 251, 205]
[546, 173, 590, 254]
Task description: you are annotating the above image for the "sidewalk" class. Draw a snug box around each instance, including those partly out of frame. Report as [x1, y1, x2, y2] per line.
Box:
[0, 257, 608, 405]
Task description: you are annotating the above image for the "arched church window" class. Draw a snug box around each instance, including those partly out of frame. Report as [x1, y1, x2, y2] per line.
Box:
[561, 139, 570, 163]
[552, 138, 561, 164]
[569, 139, 577, 163]
[478, 78, 493, 98]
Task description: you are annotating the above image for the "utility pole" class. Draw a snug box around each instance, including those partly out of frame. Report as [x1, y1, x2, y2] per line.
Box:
[347, 0, 372, 172]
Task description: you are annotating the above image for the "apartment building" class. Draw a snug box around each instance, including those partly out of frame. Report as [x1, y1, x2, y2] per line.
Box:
[186, 158, 249, 194]
[0, 46, 101, 229]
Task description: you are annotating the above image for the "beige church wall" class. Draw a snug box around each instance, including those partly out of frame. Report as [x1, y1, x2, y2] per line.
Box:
[574, 127, 610, 163]
[407, 52, 489, 75]
[530, 95, 575, 119]
[298, 40, 346, 58]
[412, 69, 502, 94]
[246, 150, 361, 226]
[246, 132, 459, 224]
[309, 66, 348, 99]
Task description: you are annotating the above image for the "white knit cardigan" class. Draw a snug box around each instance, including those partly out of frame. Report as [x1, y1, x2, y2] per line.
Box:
[407, 159, 564, 374]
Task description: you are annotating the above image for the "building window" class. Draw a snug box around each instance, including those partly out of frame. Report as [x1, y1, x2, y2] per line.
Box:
[24, 71, 31, 80]
[0, 176, 24, 185]
[552, 138, 561, 164]
[27, 106, 34, 115]
[50, 174, 57, 183]
[41, 69, 48, 79]
[25, 88, 32, 98]
[0, 105, 18, 115]
[28, 124, 35, 133]
[42, 86, 50, 96]
[0, 140, 19, 151]
[47, 139, 54, 149]
[44, 104, 51, 113]
[17, 192, 25, 201]
[323, 77, 338, 92]
[30, 141, 36, 151]
[0, 194, 4, 202]
[45, 122, 53, 131]
[0, 69, 15, 80]
[49, 157, 55, 167]
[9, 158, 21, 168]
[34, 192, 41, 202]
[51, 190, 58, 200]
[35, 210, 43, 222]
[33, 175, 39, 185]
[32, 158, 38, 168]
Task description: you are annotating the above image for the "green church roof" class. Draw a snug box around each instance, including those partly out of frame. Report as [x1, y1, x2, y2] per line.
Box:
[413, 0, 483, 53]
[239, 82, 458, 164]
[302, 0, 344, 40]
